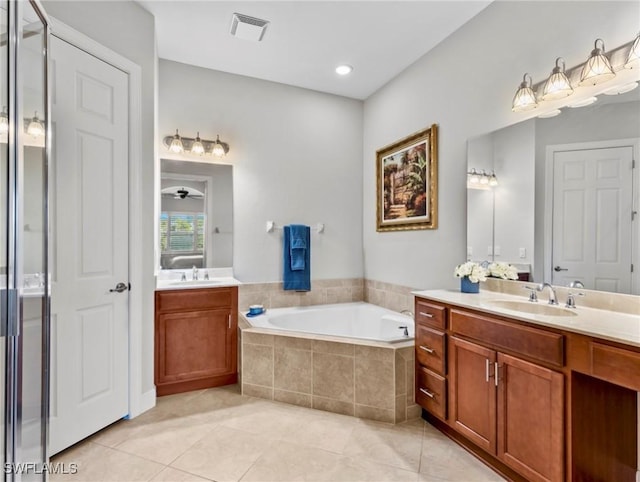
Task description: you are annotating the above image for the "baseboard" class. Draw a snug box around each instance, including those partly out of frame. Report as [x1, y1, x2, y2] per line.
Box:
[636, 469, 640, 482]
[126, 387, 156, 419]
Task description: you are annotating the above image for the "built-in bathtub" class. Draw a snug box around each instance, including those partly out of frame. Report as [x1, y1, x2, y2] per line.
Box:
[246, 302, 415, 342]
[240, 302, 421, 423]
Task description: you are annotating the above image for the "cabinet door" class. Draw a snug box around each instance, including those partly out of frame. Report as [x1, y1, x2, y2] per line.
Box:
[449, 336, 497, 453]
[156, 308, 233, 384]
[497, 353, 564, 482]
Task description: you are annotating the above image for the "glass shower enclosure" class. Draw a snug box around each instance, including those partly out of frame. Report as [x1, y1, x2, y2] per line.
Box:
[1, 0, 50, 480]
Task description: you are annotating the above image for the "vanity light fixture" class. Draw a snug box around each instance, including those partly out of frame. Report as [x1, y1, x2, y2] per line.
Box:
[512, 74, 537, 112]
[568, 96, 597, 108]
[603, 81, 638, 95]
[0, 107, 8, 133]
[163, 131, 230, 157]
[26, 111, 44, 138]
[191, 132, 205, 155]
[541, 58, 574, 101]
[624, 32, 640, 69]
[467, 168, 498, 189]
[579, 38, 616, 86]
[169, 129, 184, 153]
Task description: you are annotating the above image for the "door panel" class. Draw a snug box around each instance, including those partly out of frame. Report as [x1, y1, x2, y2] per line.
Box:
[552, 146, 634, 293]
[448, 336, 496, 453]
[497, 353, 564, 482]
[49, 36, 129, 455]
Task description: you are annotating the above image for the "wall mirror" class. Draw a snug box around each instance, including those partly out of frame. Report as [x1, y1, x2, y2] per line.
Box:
[467, 86, 640, 295]
[160, 159, 233, 270]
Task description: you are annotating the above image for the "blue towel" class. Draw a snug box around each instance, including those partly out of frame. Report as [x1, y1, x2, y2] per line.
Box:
[283, 225, 310, 291]
[289, 224, 307, 271]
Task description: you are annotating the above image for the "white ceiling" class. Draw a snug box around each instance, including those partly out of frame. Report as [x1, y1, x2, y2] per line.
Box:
[138, 1, 491, 100]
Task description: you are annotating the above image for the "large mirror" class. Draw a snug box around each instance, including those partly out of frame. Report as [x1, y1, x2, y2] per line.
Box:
[467, 87, 640, 295]
[160, 159, 233, 269]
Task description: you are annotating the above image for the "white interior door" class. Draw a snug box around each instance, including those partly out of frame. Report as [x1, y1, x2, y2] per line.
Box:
[49, 36, 130, 455]
[552, 146, 634, 293]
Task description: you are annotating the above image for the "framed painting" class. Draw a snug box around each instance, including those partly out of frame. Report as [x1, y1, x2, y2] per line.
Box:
[376, 124, 438, 232]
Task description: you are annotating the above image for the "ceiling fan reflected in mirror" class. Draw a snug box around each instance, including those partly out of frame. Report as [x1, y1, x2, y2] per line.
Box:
[160, 186, 205, 200]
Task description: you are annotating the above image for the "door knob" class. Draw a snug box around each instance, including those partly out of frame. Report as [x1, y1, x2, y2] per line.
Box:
[554, 266, 568, 272]
[109, 282, 128, 293]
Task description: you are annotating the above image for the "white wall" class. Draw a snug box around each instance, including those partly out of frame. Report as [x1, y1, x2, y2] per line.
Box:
[41, 0, 158, 398]
[362, 0, 640, 290]
[158, 60, 364, 283]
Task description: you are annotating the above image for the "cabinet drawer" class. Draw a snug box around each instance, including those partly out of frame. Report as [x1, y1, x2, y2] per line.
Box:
[416, 325, 446, 375]
[415, 298, 446, 330]
[591, 342, 640, 391]
[156, 288, 233, 313]
[450, 309, 564, 368]
[416, 366, 447, 420]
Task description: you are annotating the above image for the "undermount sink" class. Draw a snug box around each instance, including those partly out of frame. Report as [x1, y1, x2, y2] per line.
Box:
[169, 279, 223, 287]
[485, 300, 577, 317]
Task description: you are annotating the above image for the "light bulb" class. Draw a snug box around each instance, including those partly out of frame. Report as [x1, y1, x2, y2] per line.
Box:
[27, 112, 44, 138]
[211, 135, 226, 158]
[488, 172, 498, 187]
[335, 64, 353, 76]
[468, 168, 480, 184]
[0, 107, 8, 134]
[191, 132, 204, 155]
[169, 129, 184, 153]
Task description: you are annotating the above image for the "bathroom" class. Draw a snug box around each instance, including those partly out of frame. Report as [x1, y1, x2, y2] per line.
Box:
[1, 0, 639, 481]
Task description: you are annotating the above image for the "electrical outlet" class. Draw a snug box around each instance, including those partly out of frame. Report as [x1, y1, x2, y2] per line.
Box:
[519, 248, 526, 259]
[467, 246, 473, 257]
[487, 246, 493, 256]
[494, 246, 501, 256]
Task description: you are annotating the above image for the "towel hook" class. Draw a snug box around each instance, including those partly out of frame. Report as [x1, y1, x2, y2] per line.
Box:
[266, 221, 325, 234]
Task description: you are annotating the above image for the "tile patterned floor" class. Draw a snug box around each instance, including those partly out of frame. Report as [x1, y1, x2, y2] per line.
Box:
[51, 385, 505, 482]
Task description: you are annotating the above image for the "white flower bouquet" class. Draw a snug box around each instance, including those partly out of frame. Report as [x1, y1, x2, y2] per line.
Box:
[487, 262, 519, 280]
[454, 262, 488, 283]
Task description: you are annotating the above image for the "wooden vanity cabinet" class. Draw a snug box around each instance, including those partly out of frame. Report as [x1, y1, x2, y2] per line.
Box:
[155, 286, 238, 396]
[414, 298, 448, 420]
[416, 298, 565, 482]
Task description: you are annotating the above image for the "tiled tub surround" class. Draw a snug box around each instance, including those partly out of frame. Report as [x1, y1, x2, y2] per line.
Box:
[238, 278, 364, 312]
[240, 328, 421, 424]
[238, 278, 417, 314]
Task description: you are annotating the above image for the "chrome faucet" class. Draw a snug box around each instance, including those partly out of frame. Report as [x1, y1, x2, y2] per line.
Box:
[568, 280, 585, 289]
[565, 291, 585, 309]
[180, 272, 187, 282]
[192, 266, 198, 281]
[400, 309, 414, 318]
[537, 282, 558, 305]
[523, 285, 538, 302]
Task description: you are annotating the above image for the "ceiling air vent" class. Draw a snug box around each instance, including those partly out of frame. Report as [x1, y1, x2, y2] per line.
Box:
[230, 13, 270, 42]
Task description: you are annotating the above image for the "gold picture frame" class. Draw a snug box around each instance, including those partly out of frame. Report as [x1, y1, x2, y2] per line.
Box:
[376, 124, 438, 232]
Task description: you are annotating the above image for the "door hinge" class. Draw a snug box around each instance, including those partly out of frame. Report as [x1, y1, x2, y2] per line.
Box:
[632, 264, 635, 273]
[633, 159, 636, 169]
[633, 211, 638, 221]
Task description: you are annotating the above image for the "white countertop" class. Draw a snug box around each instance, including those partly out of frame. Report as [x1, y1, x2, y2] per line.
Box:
[156, 268, 241, 291]
[412, 289, 640, 349]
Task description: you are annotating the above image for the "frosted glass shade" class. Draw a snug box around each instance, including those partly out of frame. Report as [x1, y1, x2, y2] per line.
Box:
[625, 33, 640, 69]
[541, 58, 573, 101]
[0, 107, 8, 133]
[212, 135, 226, 158]
[169, 129, 184, 153]
[512, 74, 537, 112]
[191, 132, 204, 155]
[27, 112, 44, 137]
[579, 39, 615, 86]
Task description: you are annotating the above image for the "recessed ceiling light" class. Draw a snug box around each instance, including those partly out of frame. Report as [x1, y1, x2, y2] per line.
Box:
[335, 64, 353, 76]
[568, 97, 598, 108]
